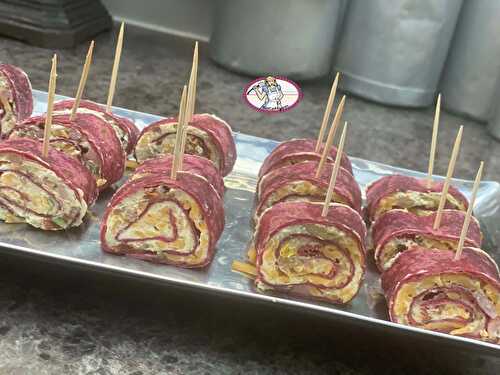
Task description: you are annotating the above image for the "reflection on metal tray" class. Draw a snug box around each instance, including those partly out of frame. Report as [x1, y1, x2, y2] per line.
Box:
[1, 90, 499, 354]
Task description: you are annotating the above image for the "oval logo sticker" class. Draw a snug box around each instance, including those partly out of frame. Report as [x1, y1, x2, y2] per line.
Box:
[243, 76, 302, 113]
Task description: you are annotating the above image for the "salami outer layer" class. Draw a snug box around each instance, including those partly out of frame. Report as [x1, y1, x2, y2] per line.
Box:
[0, 138, 97, 230]
[372, 209, 482, 272]
[254, 201, 366, 304]
[135, 113, 236, 176]
[132, 154, 225, 198]
[100, 172, 225, 268]
[382, 246, 500, 343]
[257, 138, 353, 180]
[366, 175, 469, 222]
[0, 64, 33, 137]
[10, 113, 125, 190]
[255, 161, 361, 220]
[53, 99, 139, 155]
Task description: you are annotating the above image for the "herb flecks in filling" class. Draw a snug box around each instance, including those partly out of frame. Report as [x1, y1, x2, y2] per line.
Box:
[0, 154, 86, 230]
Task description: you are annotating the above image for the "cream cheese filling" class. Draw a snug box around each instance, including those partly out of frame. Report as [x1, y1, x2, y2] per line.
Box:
[105, 186, 210, 265]
[394, 273, 499, 339]
[258, 223, 364, 303]
[0, 74, 16, 136]
[135, 123, 221, 170]
[10, 123, 105, 187]
[54, 107, 129, 153]
[378, 236, 458, 271]
[257, 181, 347, 218]
[374, 191, 466, 221]
[0, 153, 87, 229]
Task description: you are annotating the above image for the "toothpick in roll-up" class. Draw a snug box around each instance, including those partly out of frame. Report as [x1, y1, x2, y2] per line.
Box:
[315, 72, 340, 153]
[433, 125, 464, 229]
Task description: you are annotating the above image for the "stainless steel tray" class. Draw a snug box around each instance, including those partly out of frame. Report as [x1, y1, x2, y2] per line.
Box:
[1, 90, 499, 354]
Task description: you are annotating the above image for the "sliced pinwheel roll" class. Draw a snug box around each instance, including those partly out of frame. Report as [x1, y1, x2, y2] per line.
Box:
[257, 139, 353, 181]
[382, 246, 500, 343]
[255, 161, 361, 220]
[372, 209, 482, 272]
[53, 99, 139, 155]
[131, 154, 225, 198]
[9, 113, 125, 190]
[254, 201, 366, 304]
[100, 171, 224, 268]
[135, 113, 236, 176]
[0, 64, 33, 137]
[366, 175, 468, 223]
[0, 138, 97, 230]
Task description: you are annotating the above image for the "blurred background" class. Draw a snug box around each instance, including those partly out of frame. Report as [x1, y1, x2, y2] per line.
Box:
[2, 0, 500, 180]
[2, 0, 500, 122]
[104, 0, 499, 133]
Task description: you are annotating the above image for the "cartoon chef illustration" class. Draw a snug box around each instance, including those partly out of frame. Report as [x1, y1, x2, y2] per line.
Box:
[247, 76, 284, 110]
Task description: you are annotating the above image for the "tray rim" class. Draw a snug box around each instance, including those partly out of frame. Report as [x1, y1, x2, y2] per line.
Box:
[2, 238, 499, 355]
[1, 89, 496, 355]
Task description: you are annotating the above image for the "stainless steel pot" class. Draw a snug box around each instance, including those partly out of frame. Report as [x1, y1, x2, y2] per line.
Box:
[440, 0, 500, 122]
[487, 78, 500, 141]
[334, 0, 463, 107]
[209, 0, 346, 80]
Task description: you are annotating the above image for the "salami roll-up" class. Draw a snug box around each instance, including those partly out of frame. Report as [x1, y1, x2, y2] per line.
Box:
[255, 161, 361, 220]
[132, 154, 224, 198]
[366, 175, 468, 223]
[53, 99, 139, 155]
[100, 172, 224, 268]
[0, 64, 33, 137]
[135, 113, 236, 176]
[0, 138, 97, 230]
[258, 139, 353, 181]
[382, 247, 500, 343]
[10, 113, 125, 190]
[254, 201, 366, 304]
[372, 209, 482, 272]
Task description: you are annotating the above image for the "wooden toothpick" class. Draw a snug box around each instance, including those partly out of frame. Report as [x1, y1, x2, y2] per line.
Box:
[186, 41, 198, 123]
[426, 93, 441, 188]
[106, 22, 125, 113]
[315, 95, 346, 178]
[42, 54, 58, 158]
[454, 161, 484, 261]
[71, 40, 95, 120]
[433, 125, 463, 230]
[322, 122, 348, 217]
[170, 85, 188, 180]
[180, 41, 199, 170]
[315, 72, 340, 153]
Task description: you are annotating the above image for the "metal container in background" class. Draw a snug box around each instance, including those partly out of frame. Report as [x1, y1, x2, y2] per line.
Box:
[487, 78, 500, 141]
[209, 0, 346, 80]
[440, 1, 500, 123]
[334, 0, 463, 107]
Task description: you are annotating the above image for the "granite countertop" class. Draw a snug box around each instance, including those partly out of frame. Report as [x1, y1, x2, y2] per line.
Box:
[0, 25, 499, 375]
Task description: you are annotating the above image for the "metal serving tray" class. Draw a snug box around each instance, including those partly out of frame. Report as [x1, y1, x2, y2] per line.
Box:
[1, 90, 499, 354]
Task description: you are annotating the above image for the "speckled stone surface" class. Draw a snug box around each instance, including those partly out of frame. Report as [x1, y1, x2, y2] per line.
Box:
[0, 25, 499, 374]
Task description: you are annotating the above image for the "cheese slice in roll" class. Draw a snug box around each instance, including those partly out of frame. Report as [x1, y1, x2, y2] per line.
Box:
[100, 171, 224, 268]
[0, 64, 33, 138]
[10, 113, 125, 190]
[254, 201, 366, 304]
[255, 161, 361, 220]
[134, 113, 236, 176]
[0, 138, 97, 230]
[366, 175, 468, 222]
[257, 138, 353, 181]
[372, 209, 482, 272]
[382, 246, 500, 343]
[53, 99, 139, 155]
